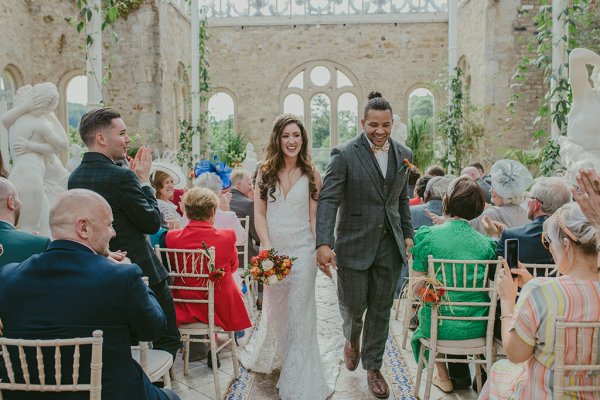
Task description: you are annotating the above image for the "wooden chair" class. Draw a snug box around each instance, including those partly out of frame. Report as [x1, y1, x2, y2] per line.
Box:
[132, 277, 174, 389]
[414, 256, 503, 400]
[553, 318, 600, 399]
[395, 259, 421, 349]
[521, 262, 558, 278]
[237, 215, 255, 317]
[0, 330, 103, 400]
[154, 246, 240, 400]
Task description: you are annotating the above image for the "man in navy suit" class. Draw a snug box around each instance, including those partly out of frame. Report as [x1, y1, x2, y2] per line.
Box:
[496, 177, 572, 266]
[0, 178, 50, 267]
[0, 189, 179, 399]
[68, 108, 180, 357]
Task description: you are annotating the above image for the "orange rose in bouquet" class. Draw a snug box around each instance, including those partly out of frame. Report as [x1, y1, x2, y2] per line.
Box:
[245, 248, 297, 285]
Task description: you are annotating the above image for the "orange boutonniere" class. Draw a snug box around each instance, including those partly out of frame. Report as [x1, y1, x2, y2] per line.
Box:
[399, 158, 414, 175]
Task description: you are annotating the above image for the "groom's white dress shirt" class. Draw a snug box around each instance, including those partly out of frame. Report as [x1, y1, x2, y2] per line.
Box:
[365, 136, 389, 178]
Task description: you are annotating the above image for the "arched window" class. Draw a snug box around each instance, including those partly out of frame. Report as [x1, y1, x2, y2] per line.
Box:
[173, 63, 191, 148]
[66, 75, 88, 147]
[407, 87, 435, 169]
[281, 62, 361, 173]
[207, 91, 236, 159]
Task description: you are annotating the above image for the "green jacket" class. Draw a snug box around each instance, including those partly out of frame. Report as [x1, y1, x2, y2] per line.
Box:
[0, 220, 50, 268]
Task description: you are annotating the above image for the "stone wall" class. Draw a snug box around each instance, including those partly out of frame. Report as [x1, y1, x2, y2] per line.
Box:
[206, 22, 448, 148]
[457, 0, 546, 166]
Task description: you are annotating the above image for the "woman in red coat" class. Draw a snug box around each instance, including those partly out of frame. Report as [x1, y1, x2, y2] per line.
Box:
[165, 187, 251, 332]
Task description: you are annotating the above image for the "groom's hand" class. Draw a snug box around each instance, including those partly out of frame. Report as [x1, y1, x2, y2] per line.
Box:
[316, 245, 337, 279]
[405, 238, 414, 258]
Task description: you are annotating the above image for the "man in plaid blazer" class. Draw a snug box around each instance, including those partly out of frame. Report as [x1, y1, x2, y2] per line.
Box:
[68, 108, 180, 358]
[316, 92, 413, 399]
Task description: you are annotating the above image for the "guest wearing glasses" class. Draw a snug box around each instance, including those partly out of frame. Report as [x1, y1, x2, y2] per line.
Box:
[480, 202, 600, 399]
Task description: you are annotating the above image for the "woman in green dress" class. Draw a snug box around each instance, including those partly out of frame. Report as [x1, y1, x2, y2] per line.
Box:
[411, 175, 496, 393]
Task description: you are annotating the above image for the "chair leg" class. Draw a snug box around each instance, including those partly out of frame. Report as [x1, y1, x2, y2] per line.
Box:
[474, 355, 482, 393]
[163, 369, 172, 390]
[228, 331, 240, 379]
[183, 335, 190, 376]
[210, 335, 221, 400]
[414, 344, 426, 397]
[423, 349, 436, 400]
[169, 365, 176, 381]
[401, 299, 412, 349]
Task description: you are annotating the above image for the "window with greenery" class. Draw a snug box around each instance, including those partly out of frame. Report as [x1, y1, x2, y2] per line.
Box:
[407, 88, 435, 170]
[281, 62, 361, 173]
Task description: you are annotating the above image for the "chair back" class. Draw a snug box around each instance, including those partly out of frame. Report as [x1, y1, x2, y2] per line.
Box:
[154, 246, 216, 324]
[237, 216, 250, 268]
[553, 318, 600, 398]
[521, 263, 559, 278]
[425, 256, 503, 352]
[0, 330, 103, 400]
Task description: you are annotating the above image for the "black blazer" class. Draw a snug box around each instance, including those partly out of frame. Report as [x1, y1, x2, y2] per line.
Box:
[229, 189, 259, 263]
[0, 240, 167, 400]
[68, 152, 167, 285]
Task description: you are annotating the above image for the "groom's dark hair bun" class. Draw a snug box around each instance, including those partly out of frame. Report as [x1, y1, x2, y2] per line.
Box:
[368, 91, 383, 100]
[364, 91, 392, 118]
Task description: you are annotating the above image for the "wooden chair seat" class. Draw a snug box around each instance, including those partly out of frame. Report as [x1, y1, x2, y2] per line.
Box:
[131, 346, 173, 389]
[419, 337, 486, 354]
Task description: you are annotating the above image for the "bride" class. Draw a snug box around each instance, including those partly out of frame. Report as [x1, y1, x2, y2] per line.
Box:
[239, 114, 333, 399]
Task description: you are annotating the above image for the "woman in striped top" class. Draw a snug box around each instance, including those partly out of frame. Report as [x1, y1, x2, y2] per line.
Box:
[480, 202, 600, 399]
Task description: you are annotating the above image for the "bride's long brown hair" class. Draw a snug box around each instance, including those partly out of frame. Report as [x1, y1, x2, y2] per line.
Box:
[259, 114, 318, 202]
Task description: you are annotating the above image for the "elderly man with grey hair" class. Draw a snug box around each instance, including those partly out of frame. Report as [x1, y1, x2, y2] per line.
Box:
[462, 165, 492, 203]
[410, 176, 452, 230]
[496, 176, 572, 265]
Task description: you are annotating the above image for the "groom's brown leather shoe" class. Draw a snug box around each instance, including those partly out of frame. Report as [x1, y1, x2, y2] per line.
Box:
[344, 340, 360, 371]
[367, 370, 389, 399]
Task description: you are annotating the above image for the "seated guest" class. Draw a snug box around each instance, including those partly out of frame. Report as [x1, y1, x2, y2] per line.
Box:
[408, 166, 421, 200]
[462, 166, 492, 203]
[411, 176, 451, 230]
[467, 161, 491, 186]
[193, 173, 246, 244]
[410, 175, 431, 206]
[496, 177, 572, 266]
[0, 177, 50, 267]
[152, 170, 183, 229]
[470, 159, 532, 237]
[425, 165, 445, 177]
[481, 203, 600, 400]
[165, 187, 251, 332]
[229, 169, 260, 264]
[0, 189, 179, 400]
[411, 176, 496, 393]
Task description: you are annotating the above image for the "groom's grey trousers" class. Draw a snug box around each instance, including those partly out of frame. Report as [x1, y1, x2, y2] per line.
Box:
[336, 229, 402, 371]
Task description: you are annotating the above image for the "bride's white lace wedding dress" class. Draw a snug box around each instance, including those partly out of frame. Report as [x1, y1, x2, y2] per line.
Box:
[239, 175, 335, 400]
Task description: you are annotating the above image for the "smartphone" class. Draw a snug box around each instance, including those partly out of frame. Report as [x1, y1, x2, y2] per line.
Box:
[504, 238, 519, 279]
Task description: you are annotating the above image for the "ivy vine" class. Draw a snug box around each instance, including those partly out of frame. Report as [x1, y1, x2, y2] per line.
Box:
[65, 0, 144, 96]
[177, 5, 211, 173]
[437, 67, 484, 174]
[508, 0, 593, 176]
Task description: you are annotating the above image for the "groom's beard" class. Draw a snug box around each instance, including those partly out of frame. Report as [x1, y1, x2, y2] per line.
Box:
[13, 208, 20, 227]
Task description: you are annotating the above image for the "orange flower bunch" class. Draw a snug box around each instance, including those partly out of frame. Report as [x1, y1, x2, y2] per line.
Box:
[247, 248, 296, 285]
[418, 285, 445, 304]
[202, 241, 225, 282]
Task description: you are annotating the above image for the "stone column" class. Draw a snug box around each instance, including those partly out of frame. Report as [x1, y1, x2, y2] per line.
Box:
[191, 0, 201, 153]
[86, 0, 103, 108]
[551, 0, 567, 138]
[448, 0, 458, 82]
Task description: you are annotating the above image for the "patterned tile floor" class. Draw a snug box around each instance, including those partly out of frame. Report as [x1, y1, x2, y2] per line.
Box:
[170, 275, 479, 400]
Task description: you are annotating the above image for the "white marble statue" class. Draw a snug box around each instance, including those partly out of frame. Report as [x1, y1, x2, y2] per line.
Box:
[391, 114, 408, 145]
[241, 142, 258, 173]
[559, 48, 600, 181]
[0, 82, 69, 235]
[66, 143, 83, 173]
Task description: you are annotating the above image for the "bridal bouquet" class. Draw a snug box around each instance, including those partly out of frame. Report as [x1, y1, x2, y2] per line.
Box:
[246, 249, 296, 285]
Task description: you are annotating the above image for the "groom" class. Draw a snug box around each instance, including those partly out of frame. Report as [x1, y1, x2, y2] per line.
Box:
[316, 92, 413, 399]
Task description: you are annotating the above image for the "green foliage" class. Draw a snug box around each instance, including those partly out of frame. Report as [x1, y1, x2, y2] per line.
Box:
[68, 126, 85, 148]
[437, 68, 484, 174]
[209, 117, 247, 166]
[408, 94, 434, 121]
[406, 118, 434, 171]
[65, 0, 144, 99]
[509, 0, 593, 175]
[338, 110, 358, 144]
[311, 94, 331, 150]
[67, 102, 87, 129]
[176, 119, 201, 171]
[503, 148, 543, 177]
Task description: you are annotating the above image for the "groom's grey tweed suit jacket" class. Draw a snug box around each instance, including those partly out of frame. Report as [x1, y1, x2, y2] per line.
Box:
[316, 133, 414, 270]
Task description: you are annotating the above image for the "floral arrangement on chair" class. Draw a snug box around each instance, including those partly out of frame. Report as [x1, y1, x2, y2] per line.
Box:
[202, 242, 226, 282]
[246, 249, 296, 285]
